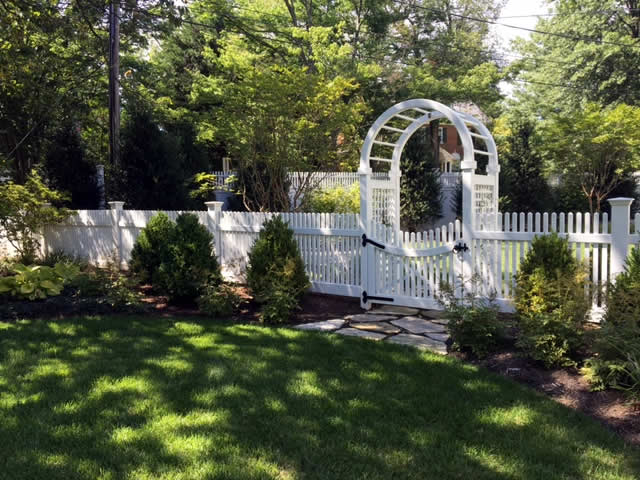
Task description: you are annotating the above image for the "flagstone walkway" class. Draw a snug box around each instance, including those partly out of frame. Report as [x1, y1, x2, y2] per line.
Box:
[294, 305, 451, 355]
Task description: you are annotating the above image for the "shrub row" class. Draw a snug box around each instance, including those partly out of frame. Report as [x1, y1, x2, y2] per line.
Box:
[130, 213, 309, 323]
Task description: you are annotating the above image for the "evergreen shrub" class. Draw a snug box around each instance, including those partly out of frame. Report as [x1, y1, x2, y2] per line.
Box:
[515, 233, 589, 367]
[247, 216, 309, 323]
[130, 212, 221, 302]
[583, 246, 640, 401]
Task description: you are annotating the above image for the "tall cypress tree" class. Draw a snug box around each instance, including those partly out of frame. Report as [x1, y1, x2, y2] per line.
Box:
[400, 125, 442, 231]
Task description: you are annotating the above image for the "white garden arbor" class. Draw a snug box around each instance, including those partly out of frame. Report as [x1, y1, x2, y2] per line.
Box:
[358, 99, 500, 308]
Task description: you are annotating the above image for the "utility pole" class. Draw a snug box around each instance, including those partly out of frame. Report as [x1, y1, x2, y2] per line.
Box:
[108, 0, 120, 167]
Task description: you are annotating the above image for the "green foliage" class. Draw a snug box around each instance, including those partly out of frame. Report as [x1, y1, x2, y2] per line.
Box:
[438, 276, 503, 358]
[518, 233, 577, 278]
[494, 114, 551, 213]
[0, 262, 79, 300]
[604, 246, 640, 327]
[119, 108, 210, 210]
[582, 321, 640, 401]
[197, 283, 240, 318]
[130, 212, 176, 283]
[513, 0, 640, 112]
[539, 103, 640, 213]
[400, 126, 442, 231]
[583, 245, 640, 401]
[43, 125, 98, 209]
[515, 235, 589, 367]
[153, 213, 221, 302]
[130, 212, 220, 302]
[302, 183, 360, 213]
[0, 172, 73, 263]
[38, 249, 88, 271]
[247, 216, 310, 323]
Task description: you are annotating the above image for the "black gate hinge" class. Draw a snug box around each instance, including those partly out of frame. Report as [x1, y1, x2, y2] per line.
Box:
[362, 291, 394, 304]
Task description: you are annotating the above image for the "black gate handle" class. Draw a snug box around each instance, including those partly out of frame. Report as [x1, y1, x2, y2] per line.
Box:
[453, 242, 469, 253]
[362, 234, 386, 249]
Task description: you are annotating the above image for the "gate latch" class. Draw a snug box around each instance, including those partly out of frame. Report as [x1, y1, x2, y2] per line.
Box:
[453, 242, 469, 253]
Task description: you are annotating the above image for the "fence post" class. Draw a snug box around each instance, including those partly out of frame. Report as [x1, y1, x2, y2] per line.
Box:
[108, 201, 125, 269]
[205, 201, 224, 262]
[608, 197, 633, 282]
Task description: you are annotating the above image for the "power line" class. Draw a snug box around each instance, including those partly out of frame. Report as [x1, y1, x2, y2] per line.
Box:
[393, 0, 640, 50]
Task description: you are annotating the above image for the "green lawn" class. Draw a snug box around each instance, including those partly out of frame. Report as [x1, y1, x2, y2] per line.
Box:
[0, 315, 638, 480]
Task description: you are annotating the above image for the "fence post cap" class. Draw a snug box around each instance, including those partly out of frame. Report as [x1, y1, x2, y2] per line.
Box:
[607, 197, 634, 207]
[108, 201, 125, 210]
[205, 201, 224, 211]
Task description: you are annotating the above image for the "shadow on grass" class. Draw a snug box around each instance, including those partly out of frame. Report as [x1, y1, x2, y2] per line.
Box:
[0, 315, 638, 480]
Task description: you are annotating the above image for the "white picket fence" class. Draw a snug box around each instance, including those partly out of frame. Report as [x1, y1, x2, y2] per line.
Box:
[475, 206, 640, 317]
[3, 199, 639, 317]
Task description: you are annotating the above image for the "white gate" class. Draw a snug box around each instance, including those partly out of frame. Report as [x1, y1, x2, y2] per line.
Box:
[359, 99, 499, 309]
[361, 221, 464, 309]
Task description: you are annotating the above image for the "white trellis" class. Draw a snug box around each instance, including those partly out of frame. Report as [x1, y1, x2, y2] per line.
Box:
[358, 99, 500, 308]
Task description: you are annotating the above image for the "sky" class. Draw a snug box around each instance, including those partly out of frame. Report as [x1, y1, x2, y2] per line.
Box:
[491, 0, 550, 95]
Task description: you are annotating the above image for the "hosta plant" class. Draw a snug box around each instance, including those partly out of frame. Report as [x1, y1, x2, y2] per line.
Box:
[0, 262, 79, 300]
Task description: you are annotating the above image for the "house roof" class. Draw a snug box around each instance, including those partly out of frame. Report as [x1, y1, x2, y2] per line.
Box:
[451, 102, 489, 124]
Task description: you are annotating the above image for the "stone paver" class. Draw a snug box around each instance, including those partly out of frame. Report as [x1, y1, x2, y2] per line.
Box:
[368, 305, 419, 316]
[352, 321, 401, 335]
[335, 328, 387, 341]
[345, 314, 397, 323]
[424, 332, 450, 343]
[294, 319, 346, 332]
[390, 316, 446, 334]
[420, 310, 451, 321]
[386, 334, 448, 354]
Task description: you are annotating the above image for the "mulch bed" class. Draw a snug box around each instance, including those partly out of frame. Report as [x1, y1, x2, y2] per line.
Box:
[453, 347, 640, 446]
[2, 285, 638, 446]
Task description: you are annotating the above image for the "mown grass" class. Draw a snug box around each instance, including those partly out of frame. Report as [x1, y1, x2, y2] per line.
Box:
[0, 315, 638, 480]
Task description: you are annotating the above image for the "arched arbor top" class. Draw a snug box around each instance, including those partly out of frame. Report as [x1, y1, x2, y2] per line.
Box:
[359, 99, 499, 175]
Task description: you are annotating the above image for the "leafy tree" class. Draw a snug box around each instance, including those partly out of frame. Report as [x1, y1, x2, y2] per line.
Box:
[511, 0, 640, 114]
[539, 103, 640, 213]
[0, 172, 72, 263]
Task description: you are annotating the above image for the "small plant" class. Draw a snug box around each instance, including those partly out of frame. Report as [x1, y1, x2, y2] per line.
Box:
[515, 234, 589, 368]
[582, 245, 640, 401]
[130, 212, 175, 283]
[0, 262, 79, 300]
[197, 283, 241, 317]
[247, 216, 310, 323]
[153, 213, 221, 302]
[438, 275, 503, 358]
[38, 249, 88, 270]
